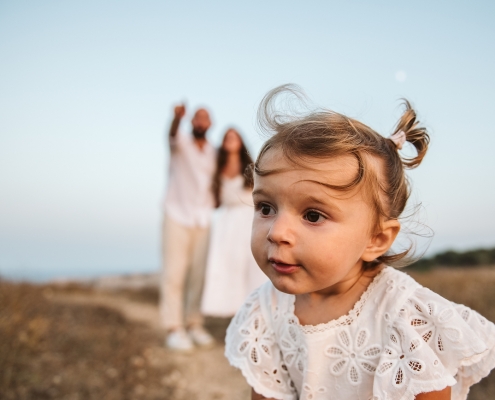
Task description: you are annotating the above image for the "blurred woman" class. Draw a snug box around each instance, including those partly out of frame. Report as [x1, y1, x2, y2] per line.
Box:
[201, 128, 267, 317]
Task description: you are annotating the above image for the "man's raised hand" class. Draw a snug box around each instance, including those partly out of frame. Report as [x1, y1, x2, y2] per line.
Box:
[174, 104, 186, 120]
[169, 103, 185, 139]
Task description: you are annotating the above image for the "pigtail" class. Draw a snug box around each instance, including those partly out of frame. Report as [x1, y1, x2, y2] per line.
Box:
[390, 99, 430, 169]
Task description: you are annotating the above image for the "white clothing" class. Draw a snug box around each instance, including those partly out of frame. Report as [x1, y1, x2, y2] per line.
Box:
[201, 175, 267, 317]
[225, 267, 495, 400]
[163, 132, 216, 228]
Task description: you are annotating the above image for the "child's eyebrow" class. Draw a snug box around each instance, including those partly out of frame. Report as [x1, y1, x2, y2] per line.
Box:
[252, 188, 343, 213]
[252, 188, 268, 197]
[305, 194, 331, 205]
[304, 194, 343, 213]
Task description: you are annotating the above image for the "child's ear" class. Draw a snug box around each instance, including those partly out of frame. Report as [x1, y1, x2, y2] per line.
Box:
[362, 219, 401, 262]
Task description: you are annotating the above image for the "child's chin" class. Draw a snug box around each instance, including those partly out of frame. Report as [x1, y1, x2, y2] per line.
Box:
[270, 277, 304, 295]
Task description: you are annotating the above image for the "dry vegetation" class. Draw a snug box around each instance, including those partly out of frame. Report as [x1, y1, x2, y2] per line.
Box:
[1, 266, 494, 399]
[0, 281, 177, 400]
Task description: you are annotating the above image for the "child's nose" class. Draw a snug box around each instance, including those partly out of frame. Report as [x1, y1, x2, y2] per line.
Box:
[267, 215, 293, 245]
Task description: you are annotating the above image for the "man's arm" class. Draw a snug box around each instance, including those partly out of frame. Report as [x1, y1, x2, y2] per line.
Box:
[169, 104, 185, 139]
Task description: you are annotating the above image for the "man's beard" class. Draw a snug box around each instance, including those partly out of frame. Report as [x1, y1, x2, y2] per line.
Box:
[192, 128, 207, 139]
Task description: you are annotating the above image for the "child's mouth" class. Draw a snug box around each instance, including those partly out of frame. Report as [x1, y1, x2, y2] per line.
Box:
[269, 258, 300, 274]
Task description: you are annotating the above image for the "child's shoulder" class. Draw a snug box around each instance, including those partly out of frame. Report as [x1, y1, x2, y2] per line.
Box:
[364, 266, 477, 327]
[373, 266, 464, 314]
[370, 267, 495, 399]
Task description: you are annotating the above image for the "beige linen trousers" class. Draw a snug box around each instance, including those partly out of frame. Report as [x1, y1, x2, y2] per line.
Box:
[159, 215, 210, 330]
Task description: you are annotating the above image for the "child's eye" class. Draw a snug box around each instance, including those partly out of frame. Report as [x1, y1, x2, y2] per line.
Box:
[258, 203, 275, 216]
[304, 210, 325, 223]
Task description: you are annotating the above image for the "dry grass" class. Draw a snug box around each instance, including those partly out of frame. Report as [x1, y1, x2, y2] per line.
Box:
[0, 280, 179, 400]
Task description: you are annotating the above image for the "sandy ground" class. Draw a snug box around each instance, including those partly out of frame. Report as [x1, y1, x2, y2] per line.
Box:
[50, 291, 251, 400]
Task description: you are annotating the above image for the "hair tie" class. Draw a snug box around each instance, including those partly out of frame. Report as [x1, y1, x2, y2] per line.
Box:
[389, 130, 406, 150]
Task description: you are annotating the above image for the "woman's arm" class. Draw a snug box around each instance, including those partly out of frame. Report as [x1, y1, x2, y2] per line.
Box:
[251, 388, 278, 400]
[415, 386, 451, 400]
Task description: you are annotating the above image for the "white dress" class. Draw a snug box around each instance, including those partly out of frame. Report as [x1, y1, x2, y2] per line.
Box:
[225, 267, 495, 400]
[201, 175, 267, 317]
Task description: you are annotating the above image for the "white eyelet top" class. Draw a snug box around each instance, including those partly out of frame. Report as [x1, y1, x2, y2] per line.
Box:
[225, 267, 495, 400]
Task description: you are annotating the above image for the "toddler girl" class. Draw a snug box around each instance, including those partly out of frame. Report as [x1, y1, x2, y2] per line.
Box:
[225, 85, 495, 400]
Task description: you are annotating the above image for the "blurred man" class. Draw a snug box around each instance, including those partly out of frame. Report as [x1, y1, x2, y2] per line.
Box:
[160, 104, 216, 351]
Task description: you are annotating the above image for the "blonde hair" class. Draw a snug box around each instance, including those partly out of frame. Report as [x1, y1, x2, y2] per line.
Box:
[252, 85, 430, 269]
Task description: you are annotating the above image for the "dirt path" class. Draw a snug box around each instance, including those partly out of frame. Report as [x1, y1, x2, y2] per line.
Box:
[51, 292, 251, 400]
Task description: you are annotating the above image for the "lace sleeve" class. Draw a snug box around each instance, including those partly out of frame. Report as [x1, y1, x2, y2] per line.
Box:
[373, 286, 495, 400]
[225, 287, 297, 400]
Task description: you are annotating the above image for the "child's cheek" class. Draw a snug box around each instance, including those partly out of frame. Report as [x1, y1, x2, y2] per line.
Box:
[251, 221, 267, 266]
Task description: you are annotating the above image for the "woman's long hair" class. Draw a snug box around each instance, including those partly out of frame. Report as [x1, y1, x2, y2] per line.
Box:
[212, 128, 254, 208]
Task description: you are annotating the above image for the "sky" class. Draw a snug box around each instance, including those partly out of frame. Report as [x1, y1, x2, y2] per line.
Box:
[1, 1, 494, 281]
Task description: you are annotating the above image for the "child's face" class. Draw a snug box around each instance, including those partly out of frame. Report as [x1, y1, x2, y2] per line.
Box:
[251, 148, 378, 296]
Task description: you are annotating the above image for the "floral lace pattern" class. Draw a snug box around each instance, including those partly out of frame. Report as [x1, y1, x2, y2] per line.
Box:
[226, 290, 297, 399]
[280, 320, 307, 375]
[225, 268, 495, 400]
[237, 312, 274, 365]
[376, 328, 426, 387]
[302, 383, 327, 400]
[325, 328, 382, 385]
[408, 298, 463, 352]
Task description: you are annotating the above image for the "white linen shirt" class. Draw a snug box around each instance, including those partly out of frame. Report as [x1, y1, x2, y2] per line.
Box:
[163, 132, 216, 228]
